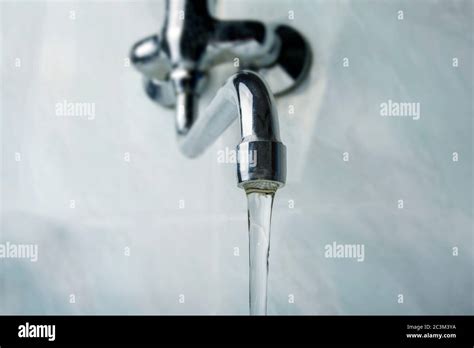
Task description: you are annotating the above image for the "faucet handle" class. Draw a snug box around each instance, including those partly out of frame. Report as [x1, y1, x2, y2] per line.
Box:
[130, 35, 176, 107]
[130, 34, 172, 81]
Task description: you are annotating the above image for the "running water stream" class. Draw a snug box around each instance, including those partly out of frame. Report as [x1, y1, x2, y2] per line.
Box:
[245, 183, 278, 315]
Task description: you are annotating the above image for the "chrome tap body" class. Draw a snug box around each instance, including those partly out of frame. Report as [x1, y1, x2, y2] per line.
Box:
[130, 0, 311, 187]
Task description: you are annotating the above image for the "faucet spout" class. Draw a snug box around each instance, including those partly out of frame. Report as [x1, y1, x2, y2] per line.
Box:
[180, 70, 286, 189]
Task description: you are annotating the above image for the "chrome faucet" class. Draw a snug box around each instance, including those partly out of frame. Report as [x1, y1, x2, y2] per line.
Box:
[130, 0, 311, 189]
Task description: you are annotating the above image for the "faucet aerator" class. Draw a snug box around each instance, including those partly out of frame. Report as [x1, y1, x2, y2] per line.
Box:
[237, 140, 286, 192]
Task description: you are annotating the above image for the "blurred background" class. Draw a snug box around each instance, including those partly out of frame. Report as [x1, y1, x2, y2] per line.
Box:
[0, 0, 472, 314]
